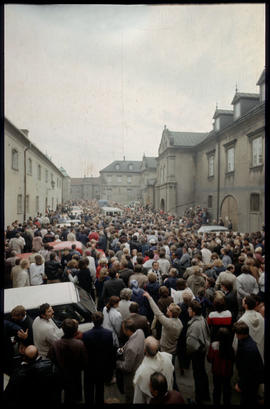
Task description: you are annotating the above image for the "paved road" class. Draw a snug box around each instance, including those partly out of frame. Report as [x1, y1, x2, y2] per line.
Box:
[104, 355, 242, 404]
[4, 356, 242, 405]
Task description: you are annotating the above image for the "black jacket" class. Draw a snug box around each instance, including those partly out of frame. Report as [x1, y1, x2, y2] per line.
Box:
[101, 277, 125, 304]
[45, 260, 62, 280]
[3, 357, 61, 406]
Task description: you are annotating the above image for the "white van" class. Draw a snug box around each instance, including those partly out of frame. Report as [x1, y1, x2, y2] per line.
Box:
[101, 206, 123, 217]
[197, 225, 229, 234]
[4, 282, 95, 332]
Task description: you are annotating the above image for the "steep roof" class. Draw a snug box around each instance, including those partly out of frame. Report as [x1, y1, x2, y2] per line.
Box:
[231, 92, 260, 105]
[167, 130, 209, 147]
[213, 109, 233, 119]
[256, 69, 265, 86]
[100, 160, 142, 173]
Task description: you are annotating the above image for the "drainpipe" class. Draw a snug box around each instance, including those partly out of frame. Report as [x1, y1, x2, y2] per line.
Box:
[23, 142, 31, 222]
[217, 138, 221, 221]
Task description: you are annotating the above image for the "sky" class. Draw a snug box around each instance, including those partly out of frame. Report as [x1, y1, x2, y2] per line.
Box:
[5, 3, 265, 178]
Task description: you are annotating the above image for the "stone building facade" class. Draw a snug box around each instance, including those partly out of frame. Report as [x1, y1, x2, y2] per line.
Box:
[155, 69, 265, 232]
[99, 160, 142, 204]
[140, 156, 157, 208]
[70, 177, 101, 201]
[4, 118, 70, 226]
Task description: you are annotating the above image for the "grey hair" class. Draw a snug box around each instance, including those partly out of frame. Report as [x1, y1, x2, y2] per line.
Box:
[120, 287, 132, 300]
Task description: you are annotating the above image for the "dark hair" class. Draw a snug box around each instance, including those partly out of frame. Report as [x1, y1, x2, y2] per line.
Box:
[71, 244, 76, 249]
[92, 311, 103, 327]
[78, 258, 87, 269]
[241, 265, 250, 274]
[62, 318, 78, 338]
[221, 279, 233, 292]
[122, 318, 137, 333]
[150, 372, 168, 398]
[39, 303, 51, 317]
[134, 264, 142, 273]
[109, 269, 117, 279]
[234, 321, 249, 335]
[136, 256, 144, 265]
[49, 252, 56, 261]
[244, 295, 256, 310]
[159, 286, 169, 297]
[129, 302, 139, 313]
[189, 300, 202, 315]
[213, 297, 226, 312]
[148, 250, 154, 259]
[106, 296, 120, 311]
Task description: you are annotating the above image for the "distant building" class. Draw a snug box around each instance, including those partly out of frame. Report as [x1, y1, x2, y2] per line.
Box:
[99, 160, 142, 204]
[4, 118, 69, 226]
[70, 177, 101, 201]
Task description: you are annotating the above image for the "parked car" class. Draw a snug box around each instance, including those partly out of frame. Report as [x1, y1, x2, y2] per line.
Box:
[4, 282, 96, 332]
[197, 225, 229, 234]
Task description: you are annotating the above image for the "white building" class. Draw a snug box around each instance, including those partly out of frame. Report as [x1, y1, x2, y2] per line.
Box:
[5, 118, 70, 226]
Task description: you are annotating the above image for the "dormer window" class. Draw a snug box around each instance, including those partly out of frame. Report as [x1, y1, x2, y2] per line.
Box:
[128, 163, 133, 171]
[115, 164, 120, 170]
[234, 102, 241, 119]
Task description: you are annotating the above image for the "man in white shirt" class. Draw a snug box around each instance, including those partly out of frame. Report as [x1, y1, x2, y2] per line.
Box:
[133, 336, 174, 404]
[201, 242, 212, 265]
[32, 303, 63, 358]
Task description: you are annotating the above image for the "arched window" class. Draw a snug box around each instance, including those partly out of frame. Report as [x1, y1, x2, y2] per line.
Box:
[115, 163, 120, 170]
[128, 163, 133, 171]
[12, 149, 19, 170]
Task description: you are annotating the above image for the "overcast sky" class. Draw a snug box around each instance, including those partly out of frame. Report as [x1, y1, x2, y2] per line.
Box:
[5, 4, 265, 178]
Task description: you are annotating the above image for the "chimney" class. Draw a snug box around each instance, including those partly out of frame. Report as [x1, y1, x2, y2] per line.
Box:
[21, 129, 29, 137]
[123, 156, 125, 161]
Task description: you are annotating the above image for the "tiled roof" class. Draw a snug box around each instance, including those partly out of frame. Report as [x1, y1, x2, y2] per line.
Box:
[231, 92, 260, 105]
[167, 130, 209, 147]
[100, 160, 142, 173]
[71, 178, 84, 185]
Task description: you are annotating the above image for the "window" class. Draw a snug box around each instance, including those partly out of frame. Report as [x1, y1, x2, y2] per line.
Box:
[37, 164, 41, 180]
[215, 118, 220, 132]
[45, 169, 48, 183]
[36, 196, 39, 212]
[12, 149, 19, 170]
[234, 102, 241, 119]
[208, 195, 213, 208]
[127, 176, 132, 184]
[17, 194, 23, 214]
[250, 193, 260, 212]
[128, 164, 133, 171]
[27, 158, 32, 175]
[208, 155, 214, 177]
[117, 176, 122, 183]
[26, 195, 29, 213]
[115, 164, 120, 170]
[52, 197, 54, 209]
[227, 147, 235, 172]
[252, 137, 263, 167]
[108, 175, 112, 184]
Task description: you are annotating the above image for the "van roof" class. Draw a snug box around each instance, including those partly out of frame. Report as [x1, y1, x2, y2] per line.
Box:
[4, 282, 79, 313]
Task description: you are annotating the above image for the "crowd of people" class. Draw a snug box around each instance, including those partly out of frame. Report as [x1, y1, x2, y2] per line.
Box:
[3, 200, 265, 406]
